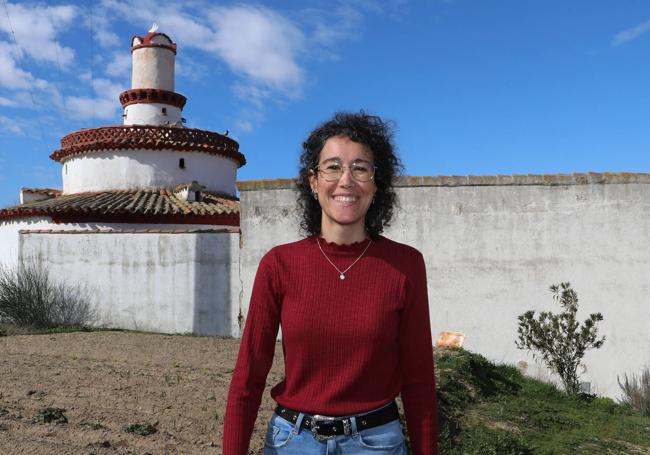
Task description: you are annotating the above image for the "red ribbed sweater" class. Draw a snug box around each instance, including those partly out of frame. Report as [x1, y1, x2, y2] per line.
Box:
[222, 236, 437, 454]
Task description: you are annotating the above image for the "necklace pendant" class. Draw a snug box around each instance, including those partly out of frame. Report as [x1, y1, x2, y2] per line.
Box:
[339, 273, 345, 280]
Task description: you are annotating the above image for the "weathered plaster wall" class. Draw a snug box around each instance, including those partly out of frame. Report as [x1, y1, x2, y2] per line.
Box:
[0, 218, 88, 267]
[132, 47, 175, 91]
[18, 230, 240, 336]
[124, 102, 182, 126]
[62, 149, 238, 195]
[236, 173, 650, 398]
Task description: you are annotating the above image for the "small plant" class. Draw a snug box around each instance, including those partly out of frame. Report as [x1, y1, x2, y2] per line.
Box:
[516, 282, 605, 395]
[81, 421, 106, 430]
[123, 422, 158, 436]
[35, 407, 68, 424]
[618, 367, 650, 416]
[0, 259, 95, 329]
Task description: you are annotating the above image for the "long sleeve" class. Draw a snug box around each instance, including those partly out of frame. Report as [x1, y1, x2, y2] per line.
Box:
[399, 252, 438, 455]
[222, 251, 281, 455]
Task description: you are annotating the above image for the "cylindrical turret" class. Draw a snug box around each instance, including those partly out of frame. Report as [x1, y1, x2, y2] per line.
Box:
[131, 27, 176, 91]
[120, 25, 186, 126]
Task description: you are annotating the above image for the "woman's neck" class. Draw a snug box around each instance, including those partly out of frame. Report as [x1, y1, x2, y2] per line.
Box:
[319, 223, 367, 245]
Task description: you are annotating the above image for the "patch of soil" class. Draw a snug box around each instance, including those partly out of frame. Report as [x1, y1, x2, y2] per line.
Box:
[0, 331, 285, 454]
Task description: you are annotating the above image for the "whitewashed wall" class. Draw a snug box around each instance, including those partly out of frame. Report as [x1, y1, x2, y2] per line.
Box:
[236, 174, 650, 398]
[124, 103, 182, 126]
[132, 47, 175, 91]
[0, 218, 91, 267]
[62, 149, 238, 195]
[18, 230, 240, 336]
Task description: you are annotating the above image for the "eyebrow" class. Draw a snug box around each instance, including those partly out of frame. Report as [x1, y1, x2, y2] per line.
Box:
[320, 158, 373, 165]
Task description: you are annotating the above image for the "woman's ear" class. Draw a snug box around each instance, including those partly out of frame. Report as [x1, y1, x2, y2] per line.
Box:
[308, 169, 318, 193]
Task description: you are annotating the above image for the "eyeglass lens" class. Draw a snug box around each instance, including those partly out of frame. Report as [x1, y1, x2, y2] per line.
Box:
[318, 161, 374, 182]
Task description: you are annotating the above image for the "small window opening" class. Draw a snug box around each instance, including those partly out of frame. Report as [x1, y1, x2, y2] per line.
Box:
[179, 158, 185, 169]
[194, 191, 202, 202]
[65, 164, 67, 175]
[162, 107, 167, 115]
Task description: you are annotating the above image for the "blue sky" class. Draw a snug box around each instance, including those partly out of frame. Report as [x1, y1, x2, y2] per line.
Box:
[1, 0, 649, 208]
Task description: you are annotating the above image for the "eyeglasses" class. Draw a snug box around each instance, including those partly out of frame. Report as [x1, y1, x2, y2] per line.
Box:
[314, 160, 376, 182]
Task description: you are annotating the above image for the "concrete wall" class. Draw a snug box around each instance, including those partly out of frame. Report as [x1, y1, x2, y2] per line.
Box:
[236, 173, 650, 398]
[18, 229, 240, 336]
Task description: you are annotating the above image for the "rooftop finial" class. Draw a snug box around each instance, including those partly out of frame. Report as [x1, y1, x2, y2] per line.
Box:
[149, 23, 159, 33]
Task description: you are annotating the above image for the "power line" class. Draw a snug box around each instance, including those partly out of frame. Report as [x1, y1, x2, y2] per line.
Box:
[1, 0, 43, 139]
[46, 6, 68, 121]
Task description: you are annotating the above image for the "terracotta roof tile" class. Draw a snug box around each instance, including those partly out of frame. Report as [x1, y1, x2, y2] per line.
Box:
[0, 189, 239, 222]
[21, 188, 62, 198]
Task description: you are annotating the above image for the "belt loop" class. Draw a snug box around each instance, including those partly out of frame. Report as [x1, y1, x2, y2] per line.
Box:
[293, 412, 305, 436]
[349, 415, 360, 437]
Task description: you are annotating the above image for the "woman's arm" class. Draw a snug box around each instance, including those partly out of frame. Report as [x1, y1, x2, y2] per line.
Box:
[399, 251, 438, 455]
[222, 251, 281, 454]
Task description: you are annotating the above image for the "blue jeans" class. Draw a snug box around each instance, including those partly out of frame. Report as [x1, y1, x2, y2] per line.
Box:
[263, 404, 408, 454]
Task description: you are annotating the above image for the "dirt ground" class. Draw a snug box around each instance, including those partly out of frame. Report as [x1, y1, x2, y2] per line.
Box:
[0, 331, 285, 454]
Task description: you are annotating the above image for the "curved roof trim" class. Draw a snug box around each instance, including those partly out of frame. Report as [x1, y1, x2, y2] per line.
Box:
[50, 125, 245, 167]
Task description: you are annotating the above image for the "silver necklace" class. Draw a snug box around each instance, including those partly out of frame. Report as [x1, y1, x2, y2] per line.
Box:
[316, 237, 373, 280]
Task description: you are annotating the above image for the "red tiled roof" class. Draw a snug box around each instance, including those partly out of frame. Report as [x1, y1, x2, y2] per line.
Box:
[50, 125, 245, 167]
[21, 187, 62, 198]
[0, 189, 239, 225]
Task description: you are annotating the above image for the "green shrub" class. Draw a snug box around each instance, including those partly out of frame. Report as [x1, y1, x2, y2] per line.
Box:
[36, 407, 67, 424]
[123, 422, 158, 436]
[516, 282, 605, 395]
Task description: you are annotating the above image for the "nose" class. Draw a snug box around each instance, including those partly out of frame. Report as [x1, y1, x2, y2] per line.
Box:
[337, 166, 355, 186]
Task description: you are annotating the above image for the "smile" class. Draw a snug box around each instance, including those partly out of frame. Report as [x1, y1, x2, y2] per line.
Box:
[333, 196, 358, 202]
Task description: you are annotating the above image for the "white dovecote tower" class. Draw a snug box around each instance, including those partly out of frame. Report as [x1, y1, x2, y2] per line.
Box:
[48, 25, 245, 203]
[122, 23, 185, 126]
[0, 26, 244, 337]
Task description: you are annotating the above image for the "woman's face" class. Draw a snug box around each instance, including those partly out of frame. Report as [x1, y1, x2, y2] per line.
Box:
[309, 136, 377, 236]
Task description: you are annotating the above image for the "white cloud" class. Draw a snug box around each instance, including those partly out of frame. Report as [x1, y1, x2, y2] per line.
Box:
[98, 0, 216, 51]
[306, 5, 363, 47]
[233, 107, 265, 135]
[612, 19, 650, 47]
[106, 52, 132, 78]
[96, 0, 308, 131]
[99, 1, 306, 94]
[0, 41, 49, 90]
[0, 114, 25, 134]
[231, 82, 272, 110]
[176, 56, 209, 82]
[0, 95, 18, 107]
[207, 5, 305, 94]
[65, 78, 125, 121]
[0, 2, 77, 66]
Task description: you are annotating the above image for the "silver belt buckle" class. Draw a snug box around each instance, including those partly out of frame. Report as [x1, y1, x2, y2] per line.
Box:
[310, 414, 337, 442]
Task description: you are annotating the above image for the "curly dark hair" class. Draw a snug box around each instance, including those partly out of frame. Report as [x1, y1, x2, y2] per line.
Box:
[297, 111, 403, 239]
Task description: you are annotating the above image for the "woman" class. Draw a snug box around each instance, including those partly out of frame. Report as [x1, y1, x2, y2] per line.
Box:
[223, 112, 437, 454]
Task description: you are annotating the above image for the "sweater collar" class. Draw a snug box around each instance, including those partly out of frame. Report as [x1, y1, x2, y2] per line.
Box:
[312, 235, 376, 256]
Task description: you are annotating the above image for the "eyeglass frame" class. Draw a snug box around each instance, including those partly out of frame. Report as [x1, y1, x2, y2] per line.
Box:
[312, 159, 377, 183]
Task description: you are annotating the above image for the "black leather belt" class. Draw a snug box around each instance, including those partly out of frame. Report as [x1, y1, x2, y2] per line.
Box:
[274, 401, 399, 441]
